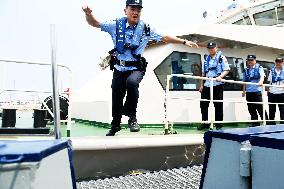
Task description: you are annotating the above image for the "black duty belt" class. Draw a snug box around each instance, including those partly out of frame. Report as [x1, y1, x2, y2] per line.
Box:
[207, 67, 217, 71]
[116, 60, 140, 67]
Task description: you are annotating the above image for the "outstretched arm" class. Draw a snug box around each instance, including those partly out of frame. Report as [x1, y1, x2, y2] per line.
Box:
[82, 6, 100, 28]
[161, 35, 198, 48]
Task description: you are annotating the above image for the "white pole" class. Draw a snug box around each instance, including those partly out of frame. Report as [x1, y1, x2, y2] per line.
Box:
[262, 85, 266, 126]
[210, 78, 214, 129]
[50, 24, 61, 139]
[164, 75, 170, 134]
[66, 83, 73, 137]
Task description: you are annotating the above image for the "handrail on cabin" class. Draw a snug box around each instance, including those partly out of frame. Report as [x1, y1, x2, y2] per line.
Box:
[164, 74, 283, 133]
[0, 59, 73, 137]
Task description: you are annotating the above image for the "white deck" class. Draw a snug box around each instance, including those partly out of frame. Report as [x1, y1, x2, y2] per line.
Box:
[71, 134, 204, 150]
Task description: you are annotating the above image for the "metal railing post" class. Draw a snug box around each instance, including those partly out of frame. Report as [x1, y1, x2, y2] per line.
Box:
[50, 24, 61, 139]
[164, 75, 171, 134]
[163, 74, 284, 130]
[209, 78, 214, 129]
[66, 86, 73, 137]
[0, 60, 73, 136]
[262, 84, 266, 126]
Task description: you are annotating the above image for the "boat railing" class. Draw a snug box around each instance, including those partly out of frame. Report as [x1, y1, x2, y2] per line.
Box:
[0, 59, 73, 137]
[165, 74, 283, 132]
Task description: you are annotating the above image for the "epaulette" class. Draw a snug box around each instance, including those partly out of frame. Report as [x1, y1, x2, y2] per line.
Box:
[144, 23, 150, 36]
[219, 55, 223, 63]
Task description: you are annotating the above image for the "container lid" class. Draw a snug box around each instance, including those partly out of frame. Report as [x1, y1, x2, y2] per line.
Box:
[250, 132, 284, 150]
[0, 140, 71, 164]
[200, 125, 284, 189]
[204, 125, 284, 144]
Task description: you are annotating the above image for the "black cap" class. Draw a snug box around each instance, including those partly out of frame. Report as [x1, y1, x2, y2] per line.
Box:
[126, 0, 143, 8]
[275, 57, 284, 62]
[207, 42, 217, 49]
[246, 55, 256, 61]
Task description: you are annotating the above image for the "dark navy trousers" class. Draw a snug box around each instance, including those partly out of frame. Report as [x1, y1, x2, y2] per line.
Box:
[246, 92, 268, 126]
[111, 69, 144, 128]
[200, 85, 224, 127]
[268, 92, 284, 124]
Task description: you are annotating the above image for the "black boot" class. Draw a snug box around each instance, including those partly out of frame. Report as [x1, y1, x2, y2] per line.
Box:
[215, 124, 223, 130]
[106, 120, 121, 136]
[197, 123, 210, 130]
[106, 127, 121, 136]
[128, 116, 140, 132]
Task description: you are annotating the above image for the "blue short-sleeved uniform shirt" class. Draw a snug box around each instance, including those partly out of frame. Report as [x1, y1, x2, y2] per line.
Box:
[202, 54, 230, 87]
[267, 68, 284, 94]
[100, 19, 162, 72]
[242, 65, 265, 92]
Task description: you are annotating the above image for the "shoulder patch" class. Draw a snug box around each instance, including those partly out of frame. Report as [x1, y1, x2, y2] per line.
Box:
[221, 55, 228, 63]
[144, 23, 150, 36]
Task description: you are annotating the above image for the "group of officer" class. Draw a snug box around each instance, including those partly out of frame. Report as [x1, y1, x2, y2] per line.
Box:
[198, 42, 284, 130]
[83, 0, 284, 135]
[242, 55, 284, 126]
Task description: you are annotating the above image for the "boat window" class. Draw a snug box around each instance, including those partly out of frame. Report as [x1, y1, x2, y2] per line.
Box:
[224, 57, 244, 91]
[277, 7, 284, 24]
[257, 60, 274, 83]
[233, 17, 252, 25]
[154, 52, 202, 91]
[254, 8, 277, 26]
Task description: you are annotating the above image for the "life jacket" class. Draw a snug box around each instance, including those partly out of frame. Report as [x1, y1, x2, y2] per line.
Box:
[115, 17, 150, 56]
[244, 63, 261, 82]
[271, 65, 284, 83]
[204, 51, 223, 76]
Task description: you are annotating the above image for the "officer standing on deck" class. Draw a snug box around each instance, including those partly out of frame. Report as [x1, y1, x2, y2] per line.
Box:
[242, 55, 268, 126]
[198, 42, 230, 130]
[82, 0, 198, 136]
[267, 57, 284, 124]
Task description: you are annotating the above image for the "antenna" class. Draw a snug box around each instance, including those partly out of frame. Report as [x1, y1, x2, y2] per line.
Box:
[203, 11, 208, 19]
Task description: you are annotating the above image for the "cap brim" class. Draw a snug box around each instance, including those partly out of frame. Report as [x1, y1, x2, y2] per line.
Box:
[207, 46, 216, 49]
[247, 58, 255, 61]
[127, 4, 143, 8]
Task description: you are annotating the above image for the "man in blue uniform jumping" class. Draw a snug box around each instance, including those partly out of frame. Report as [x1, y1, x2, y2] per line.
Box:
[83, 0, 198, 136]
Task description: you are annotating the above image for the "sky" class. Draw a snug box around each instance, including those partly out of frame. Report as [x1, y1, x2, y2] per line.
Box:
[0, 0, 237, 96]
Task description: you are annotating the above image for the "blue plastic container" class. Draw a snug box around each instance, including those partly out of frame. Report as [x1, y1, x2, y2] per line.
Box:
[0, 139, 76, 189]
